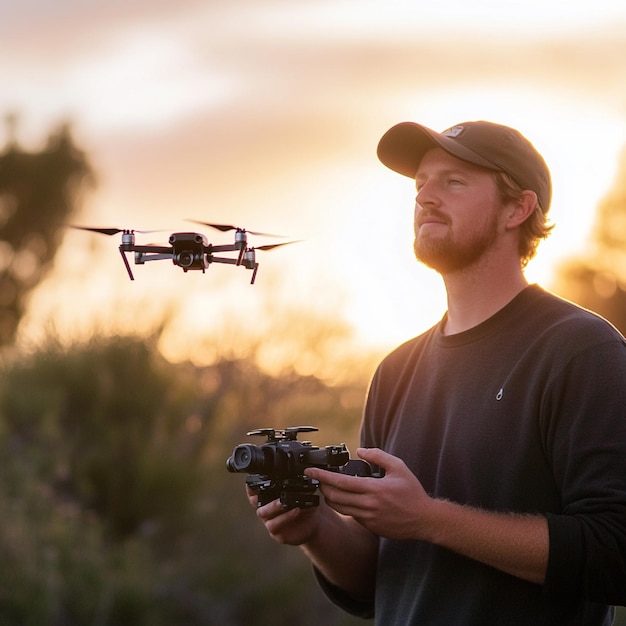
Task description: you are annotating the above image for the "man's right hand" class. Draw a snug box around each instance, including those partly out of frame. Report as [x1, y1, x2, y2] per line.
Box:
[246, 486, 323, 546]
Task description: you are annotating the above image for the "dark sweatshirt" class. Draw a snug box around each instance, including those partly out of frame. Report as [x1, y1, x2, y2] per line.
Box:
[319, 285, 626, 625]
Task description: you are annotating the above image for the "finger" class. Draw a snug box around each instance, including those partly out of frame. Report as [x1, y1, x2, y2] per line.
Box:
[357, 447, 402, 472]
[305, 467, 371, 494]
[256, 497, 286, 521]
[246, 486, 259, 507]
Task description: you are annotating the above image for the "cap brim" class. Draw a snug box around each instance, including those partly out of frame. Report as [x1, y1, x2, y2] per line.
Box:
[377, 122, 498, 178]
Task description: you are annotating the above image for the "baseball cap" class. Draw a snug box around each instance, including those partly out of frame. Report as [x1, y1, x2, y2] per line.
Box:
[377, 120, 552, 212]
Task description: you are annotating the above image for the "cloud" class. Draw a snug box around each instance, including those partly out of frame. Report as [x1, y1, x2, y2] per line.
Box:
[3, 9, 625, 222]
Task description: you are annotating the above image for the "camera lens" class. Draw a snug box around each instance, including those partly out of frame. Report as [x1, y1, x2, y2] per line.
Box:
[227, 444, 267, 473]
[175, 250, 195, 268]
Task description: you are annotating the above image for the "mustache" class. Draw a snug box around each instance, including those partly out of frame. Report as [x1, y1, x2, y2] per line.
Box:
[415, 209, 449, 227]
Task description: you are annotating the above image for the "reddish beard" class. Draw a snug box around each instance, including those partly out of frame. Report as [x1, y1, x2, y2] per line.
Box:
[414, 211, 499, 274]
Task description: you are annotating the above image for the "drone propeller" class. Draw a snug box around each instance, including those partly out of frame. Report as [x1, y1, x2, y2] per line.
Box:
[71, 226, 124, 236]
[252, 240, 301, 252]
[238, 239, 301, 283]
[185, 219, 287, 238]
[71, 226, 161, 236]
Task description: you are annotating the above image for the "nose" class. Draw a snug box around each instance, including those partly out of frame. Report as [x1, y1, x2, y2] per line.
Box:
[414, 179, 437, 209]
[415, 193, 436, 217]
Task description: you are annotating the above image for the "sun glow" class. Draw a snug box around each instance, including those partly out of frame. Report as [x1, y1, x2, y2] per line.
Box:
[17, 86, 626, 376]
[7, 2, 626, 380]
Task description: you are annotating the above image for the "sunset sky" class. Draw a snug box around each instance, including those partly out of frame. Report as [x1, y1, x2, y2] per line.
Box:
[2, 0, 626, 375]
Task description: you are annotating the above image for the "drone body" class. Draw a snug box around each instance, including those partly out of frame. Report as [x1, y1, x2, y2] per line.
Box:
[73, 221, 298, 283]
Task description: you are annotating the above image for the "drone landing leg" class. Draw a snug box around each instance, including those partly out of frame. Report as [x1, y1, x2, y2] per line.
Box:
[118, 247, 135, 280]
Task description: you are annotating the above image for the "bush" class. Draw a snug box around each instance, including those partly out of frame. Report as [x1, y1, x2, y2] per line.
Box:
[0, 332, 367, 624]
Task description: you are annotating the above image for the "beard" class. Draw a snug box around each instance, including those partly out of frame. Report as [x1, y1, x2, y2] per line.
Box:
[414, 212, 499, 274]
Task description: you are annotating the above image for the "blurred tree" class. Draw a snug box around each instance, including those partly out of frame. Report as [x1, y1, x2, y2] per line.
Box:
[0, 113, 94, 346]
[553, 145, 626, 333]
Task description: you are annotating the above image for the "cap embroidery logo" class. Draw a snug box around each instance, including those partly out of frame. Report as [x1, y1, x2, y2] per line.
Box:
[443, 126, 465, 138]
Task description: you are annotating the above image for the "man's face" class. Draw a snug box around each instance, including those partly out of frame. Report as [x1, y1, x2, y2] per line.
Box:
[413, 148, 504, 274]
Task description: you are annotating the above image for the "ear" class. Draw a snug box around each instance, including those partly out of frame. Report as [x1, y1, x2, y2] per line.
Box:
[504, 190, 538, 231]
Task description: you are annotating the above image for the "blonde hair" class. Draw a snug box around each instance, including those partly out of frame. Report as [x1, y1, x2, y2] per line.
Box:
[494, 171, 555, 267]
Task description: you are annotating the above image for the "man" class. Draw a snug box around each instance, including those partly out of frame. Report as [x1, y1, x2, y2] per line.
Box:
[248, 120, 626, 624]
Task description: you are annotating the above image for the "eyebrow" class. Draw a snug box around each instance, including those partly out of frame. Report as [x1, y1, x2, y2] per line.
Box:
[415, 167, 466, 183]
[416, 159, 491, 181]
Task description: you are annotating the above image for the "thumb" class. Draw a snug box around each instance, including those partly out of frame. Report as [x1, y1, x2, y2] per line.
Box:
[356, 447, 400, 472]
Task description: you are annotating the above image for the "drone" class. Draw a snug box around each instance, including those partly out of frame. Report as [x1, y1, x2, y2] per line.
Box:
[72, 220, 298, 283]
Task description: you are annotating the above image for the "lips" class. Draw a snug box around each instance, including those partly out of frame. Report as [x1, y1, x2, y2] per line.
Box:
[417, 212, 448, 228]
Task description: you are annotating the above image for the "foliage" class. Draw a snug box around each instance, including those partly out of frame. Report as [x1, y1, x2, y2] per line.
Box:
[0, 116, 94, 347]
[0, 332, 367, 625]
[553, 147, 626, 334]
[0, 333, 205, 540]
[551, 146, 626, 626]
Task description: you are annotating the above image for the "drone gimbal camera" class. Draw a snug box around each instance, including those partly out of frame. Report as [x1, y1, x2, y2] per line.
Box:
[72, 220, 299, 283]
[169, 232, 210, 271]
[227, 426, 378, 509]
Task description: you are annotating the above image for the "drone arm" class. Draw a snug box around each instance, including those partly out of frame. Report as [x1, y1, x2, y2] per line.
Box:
[209, 256, 238, 266]
[136, 252, 173, 263]
[132, 245, 172, 254]
[207, 244, 239, 254]
[210, 255, 259, 283]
